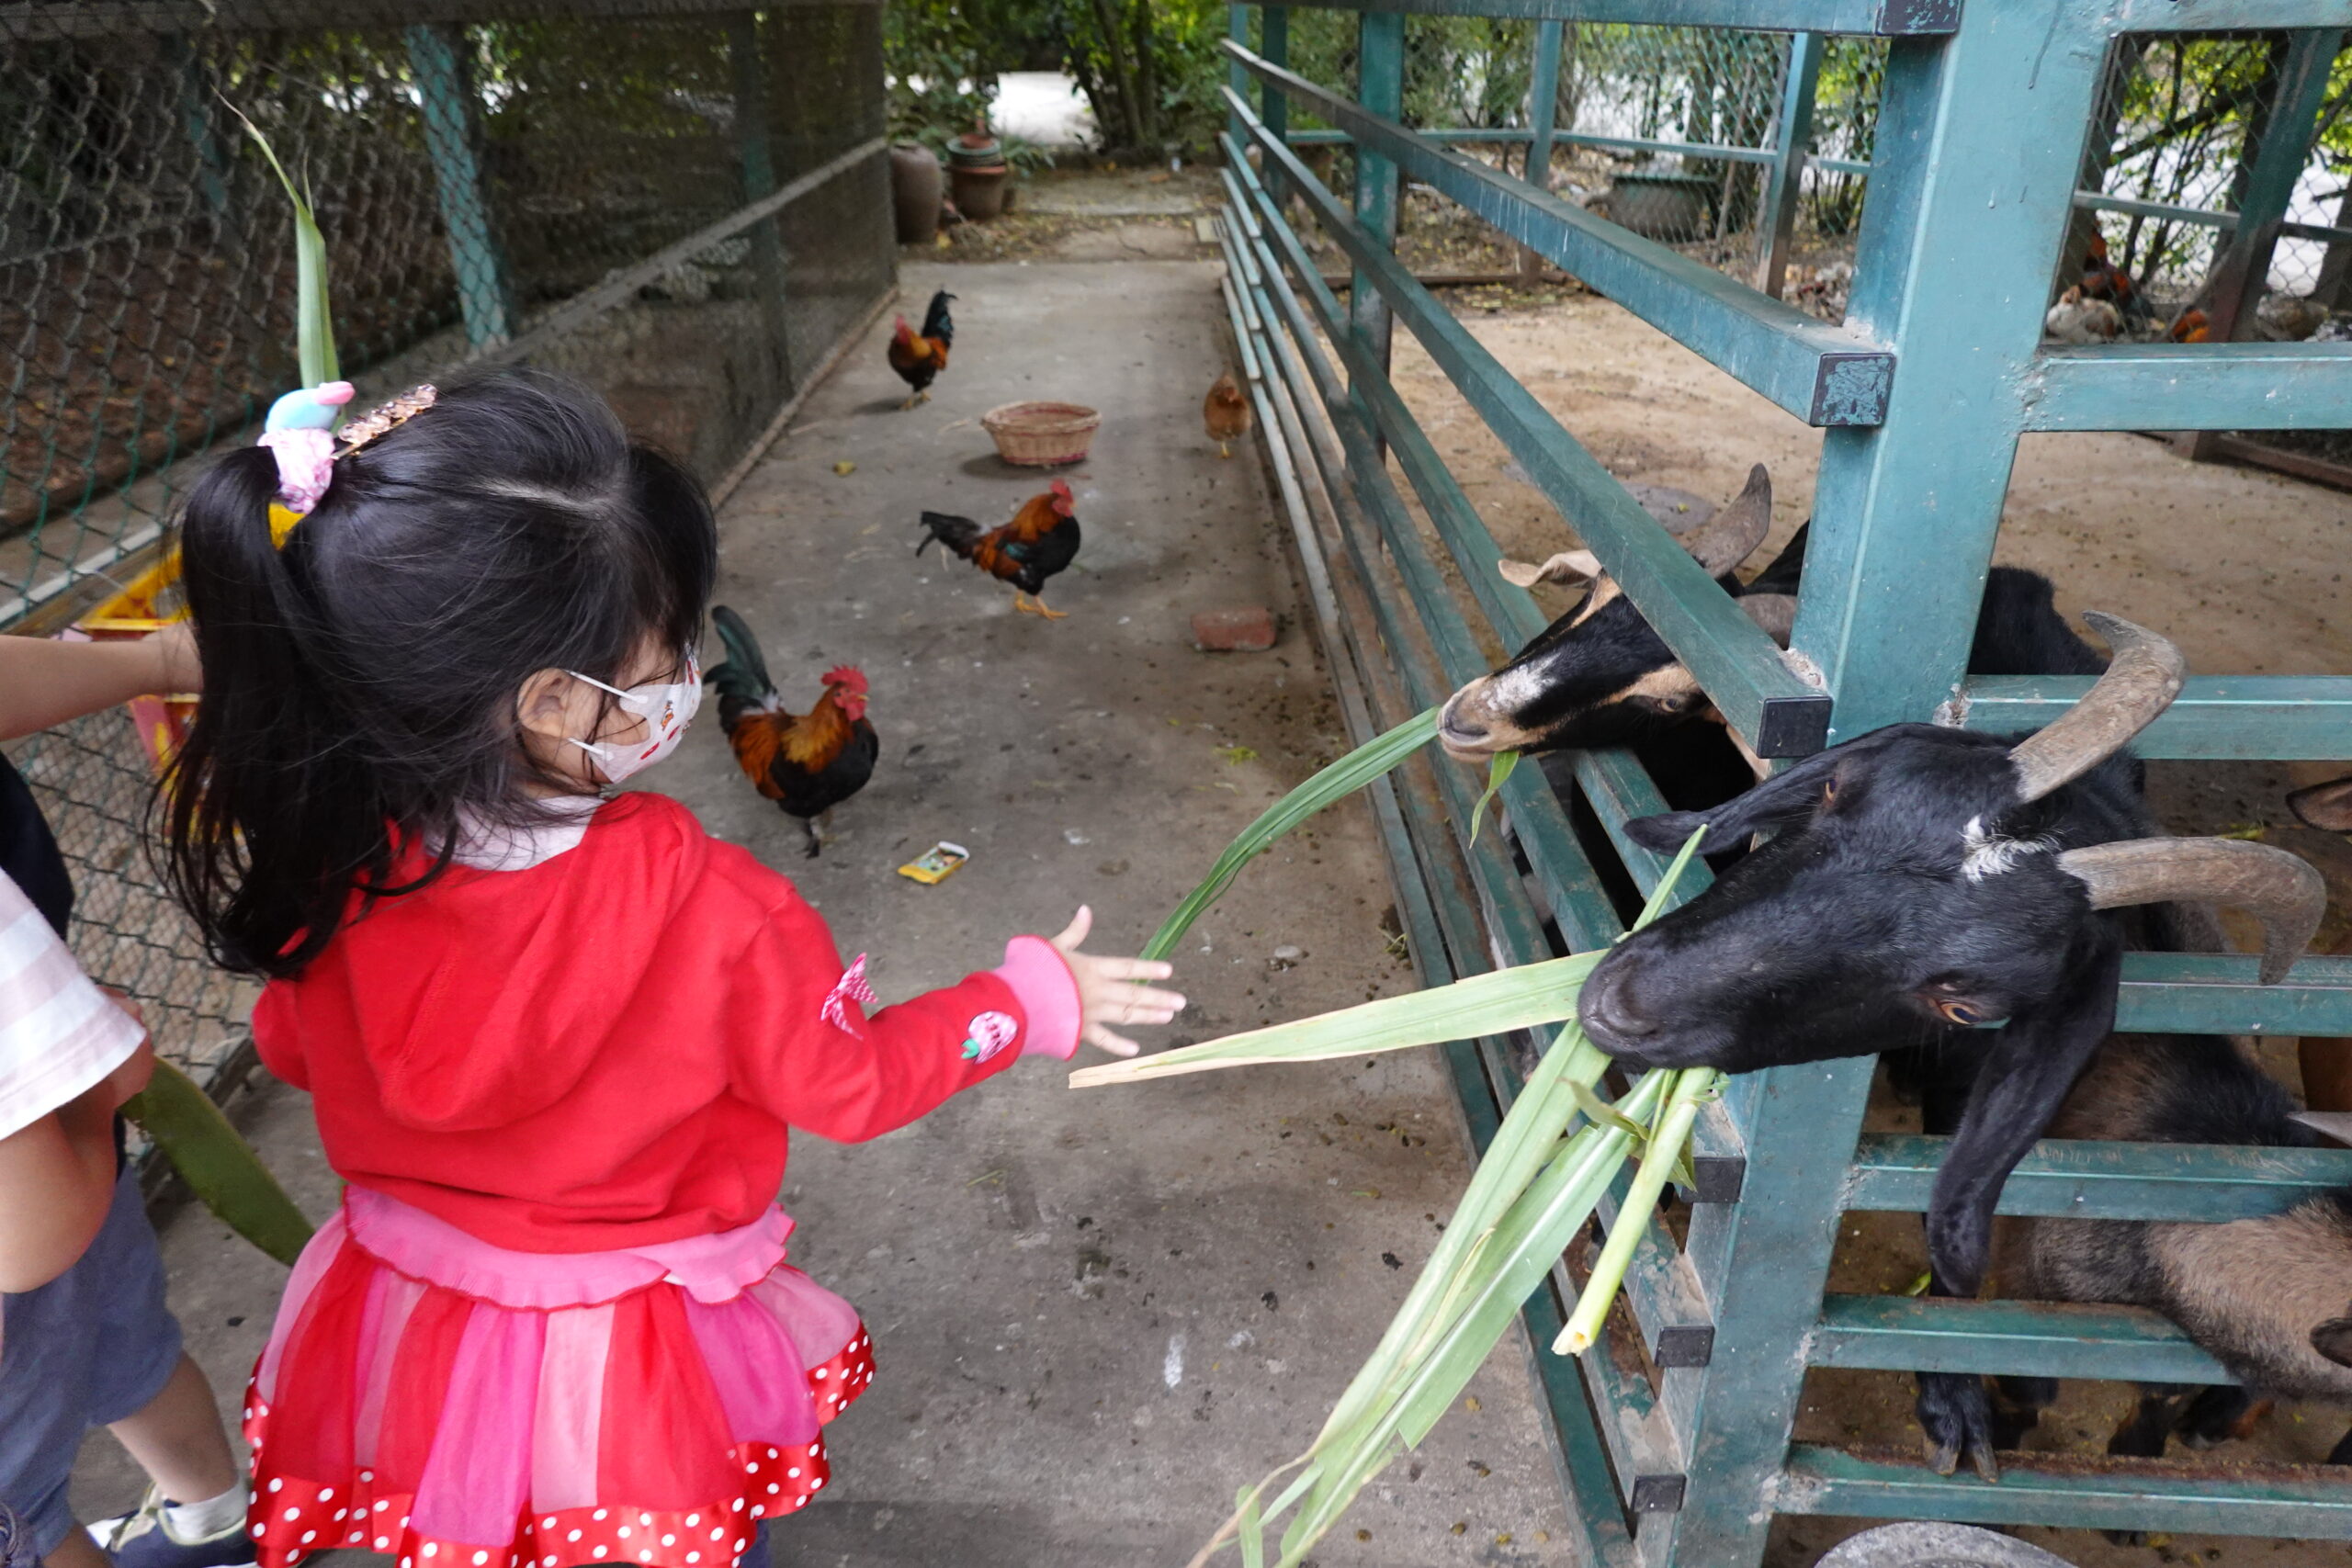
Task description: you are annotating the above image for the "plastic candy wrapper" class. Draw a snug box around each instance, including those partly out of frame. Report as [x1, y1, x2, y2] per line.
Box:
[896, 841, 969, 885]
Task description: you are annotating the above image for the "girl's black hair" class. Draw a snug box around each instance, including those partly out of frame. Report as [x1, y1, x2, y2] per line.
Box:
[163, 368, 717, 978]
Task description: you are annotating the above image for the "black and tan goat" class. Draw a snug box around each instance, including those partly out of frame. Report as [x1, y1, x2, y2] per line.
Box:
[1572, 614, 2328, 1481]
[1993, 1032, 2352, 1469]
[1436, 466, 2109, 773]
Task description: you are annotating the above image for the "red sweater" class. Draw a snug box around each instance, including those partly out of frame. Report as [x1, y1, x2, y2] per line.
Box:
[253, 793, 1079, 1254]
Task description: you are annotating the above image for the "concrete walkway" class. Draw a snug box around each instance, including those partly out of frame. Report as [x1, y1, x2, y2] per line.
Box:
[74, 259, 1574, 1566]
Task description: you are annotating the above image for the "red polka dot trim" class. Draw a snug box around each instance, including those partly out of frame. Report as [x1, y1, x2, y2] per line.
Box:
[241, 1335, 876, 1568]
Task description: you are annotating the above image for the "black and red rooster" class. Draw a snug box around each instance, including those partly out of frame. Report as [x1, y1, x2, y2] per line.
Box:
[706, 606, 879, 857]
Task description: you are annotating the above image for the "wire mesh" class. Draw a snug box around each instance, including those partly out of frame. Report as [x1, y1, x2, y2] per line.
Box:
[0, 0, 893, 1086]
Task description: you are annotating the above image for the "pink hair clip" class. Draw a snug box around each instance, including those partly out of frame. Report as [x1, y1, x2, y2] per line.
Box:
[256, 382, 436, 517]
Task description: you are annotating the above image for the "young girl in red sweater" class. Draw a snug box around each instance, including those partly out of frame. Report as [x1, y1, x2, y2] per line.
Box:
[162, 372, 1182, 1568]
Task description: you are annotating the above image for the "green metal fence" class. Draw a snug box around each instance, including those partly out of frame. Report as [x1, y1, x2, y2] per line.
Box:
[0, 0, 894, 1088]
[1215, 0, 2352, 1558]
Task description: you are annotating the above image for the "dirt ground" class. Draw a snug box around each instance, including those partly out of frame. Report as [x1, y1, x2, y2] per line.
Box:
[1381, 289, 2352, 1568]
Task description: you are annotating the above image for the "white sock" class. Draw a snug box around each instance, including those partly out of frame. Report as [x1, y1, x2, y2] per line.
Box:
[163, 1483, 247, 1542]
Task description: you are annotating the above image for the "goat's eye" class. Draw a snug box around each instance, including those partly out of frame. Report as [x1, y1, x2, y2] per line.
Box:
[1819, 777, 1839, 808]
[1935, 998, 1985, 1026]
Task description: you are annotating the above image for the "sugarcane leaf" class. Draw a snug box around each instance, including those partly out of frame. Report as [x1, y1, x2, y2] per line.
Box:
[1466, 749, 1518, 845]
[1628, 822, 1709, 931]
[1558, 1067, 1713, 1354]
[1570, 1076, 1650, 1141]
[1238, 1486, 1264, 1568]
[1141, 706, 1439, 962]
[227, 102, 340, 392]
[1070, 951, 1599, 1088]
[121, 1058, 313, 1266]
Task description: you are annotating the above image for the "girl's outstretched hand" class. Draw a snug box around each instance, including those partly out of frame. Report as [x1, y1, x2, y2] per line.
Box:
[1050, 906, 1186, 1058]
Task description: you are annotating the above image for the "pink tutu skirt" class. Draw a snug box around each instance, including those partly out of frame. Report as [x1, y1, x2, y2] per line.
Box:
[243, 1190, 874, 1568]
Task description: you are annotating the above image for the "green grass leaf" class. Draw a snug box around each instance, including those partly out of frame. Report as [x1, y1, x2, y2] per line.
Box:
[1069, 951, 1600, 1088]
[122, 1059, 313, 1266]
[227, 103, 340, 392]
[1140, 706, 1439, 963]
[1466, 750, 1517, 844]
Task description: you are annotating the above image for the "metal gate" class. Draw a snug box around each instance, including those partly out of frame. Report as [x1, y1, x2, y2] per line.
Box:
[1211, 0, 2352, 1558]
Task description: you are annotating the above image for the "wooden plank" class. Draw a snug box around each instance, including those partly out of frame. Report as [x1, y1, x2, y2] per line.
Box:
[1778, 1444, 2352, 1538]
[2022, 344, 2352, 434]
[1225, 43, 1896, 429]
[1226, 101, 1835, 759]
[1810, 1294, 2229, 1382]
[1845, 1132, 2352, 1222]
[1207, 0, 1958, 35]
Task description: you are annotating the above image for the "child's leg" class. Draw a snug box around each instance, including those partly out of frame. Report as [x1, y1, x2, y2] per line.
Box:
[40, 1523, 108, 1568]
[105, 1355, 237, 1506]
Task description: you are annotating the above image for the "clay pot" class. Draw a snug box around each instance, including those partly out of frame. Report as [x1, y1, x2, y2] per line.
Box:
[889, 142, 943, 244]
[947, 131, 1004, 169]
[949, 163, 1012, 222]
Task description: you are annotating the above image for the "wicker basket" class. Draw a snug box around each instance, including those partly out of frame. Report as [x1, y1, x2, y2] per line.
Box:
[981, 401, 1101, 467]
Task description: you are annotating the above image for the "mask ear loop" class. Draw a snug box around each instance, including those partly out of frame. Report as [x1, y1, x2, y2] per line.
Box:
[559, 670, 637, 770]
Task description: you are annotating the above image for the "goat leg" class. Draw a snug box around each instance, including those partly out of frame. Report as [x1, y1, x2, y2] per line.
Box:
[1916, 935, 2122, 1482]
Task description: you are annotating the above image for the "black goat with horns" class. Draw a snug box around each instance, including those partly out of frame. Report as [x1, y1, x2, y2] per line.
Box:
[1573, 612, 2329, 1482]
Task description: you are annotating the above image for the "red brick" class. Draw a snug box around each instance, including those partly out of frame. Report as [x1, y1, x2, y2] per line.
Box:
[1192, 607, 1277, 652]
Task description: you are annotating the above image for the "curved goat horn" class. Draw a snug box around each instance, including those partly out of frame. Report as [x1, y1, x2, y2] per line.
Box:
[1737, 592, 1797, 647]
[2056, 837, 2326, 985]
[1685, 464, 1773, 578]
[2007, 612, 2185, 803]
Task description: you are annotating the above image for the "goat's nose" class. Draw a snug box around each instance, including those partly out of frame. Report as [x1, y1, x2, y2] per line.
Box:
[1579, 959, 1661, 1044]
[1438, 692, 1493, 753]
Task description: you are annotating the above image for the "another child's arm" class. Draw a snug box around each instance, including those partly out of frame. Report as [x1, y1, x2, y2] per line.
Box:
[0, 625, 200, 741]
[0, 867, 153, 1290]
[728, 895, 1182, 1144]
[0, 1027, 151, 1292]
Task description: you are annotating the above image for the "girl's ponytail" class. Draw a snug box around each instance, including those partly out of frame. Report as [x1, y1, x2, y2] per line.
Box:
[164, 444, 396, 977]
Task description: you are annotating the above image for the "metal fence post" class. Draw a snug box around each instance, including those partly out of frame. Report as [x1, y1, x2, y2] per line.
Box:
[1228, 3, 1253, 149]
[1791, 22, 2105, 741]
[164, 36, 233, 227]
[1351, 8, 1404, 453]
[1519, 19, 1564, 283]
[406, 22, 515, 350]
[730, 10, 796, 397]
[1751, 31, 1821, 299]
[2177, 27, 2343, 460]
[1261, 5, 1290, 205]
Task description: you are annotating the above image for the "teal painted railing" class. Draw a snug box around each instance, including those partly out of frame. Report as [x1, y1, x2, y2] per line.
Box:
[1216, 0, 2352, 1561]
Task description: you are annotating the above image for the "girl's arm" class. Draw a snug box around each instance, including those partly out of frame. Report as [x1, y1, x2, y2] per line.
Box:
[728, 898, 1181, 1144]
[0, 626, 200, 741]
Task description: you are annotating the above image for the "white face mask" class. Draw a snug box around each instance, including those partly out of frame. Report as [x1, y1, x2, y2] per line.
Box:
[564, 651, 701, 784]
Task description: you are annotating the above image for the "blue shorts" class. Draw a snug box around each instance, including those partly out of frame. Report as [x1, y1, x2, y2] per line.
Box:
[0, 1168, 185, 1554]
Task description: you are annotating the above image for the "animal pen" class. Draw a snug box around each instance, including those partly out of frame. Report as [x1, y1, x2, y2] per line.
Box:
[1210, 0, 2352, 1561]
[0, 0, 893, 1097]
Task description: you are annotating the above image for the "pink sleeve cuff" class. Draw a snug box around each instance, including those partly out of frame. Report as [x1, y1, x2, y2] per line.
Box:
[992, 935, 1083, 1060]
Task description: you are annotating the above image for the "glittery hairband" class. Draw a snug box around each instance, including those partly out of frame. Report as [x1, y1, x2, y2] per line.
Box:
[256, 382, 437, 519]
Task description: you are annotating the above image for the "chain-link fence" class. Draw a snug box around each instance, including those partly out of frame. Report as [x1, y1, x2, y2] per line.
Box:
[2, 0, 894, 1087]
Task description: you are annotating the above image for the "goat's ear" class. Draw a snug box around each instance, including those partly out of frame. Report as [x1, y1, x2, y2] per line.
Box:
[2289, 775, 2352, 832]
[2311, 1317, 2352, 1368]
[1625, 748, 1840, 852]
[1498, 549, 1601, 589]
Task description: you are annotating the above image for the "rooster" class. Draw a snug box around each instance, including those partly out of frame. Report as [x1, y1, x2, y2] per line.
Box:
[2077, 231, 2151, 328]
[2167, 308, 2212, 344]
[1203, 373, 1251, 458]
[916, 479, 1082, 619]
[705, 606, 878, 857]
[887, 289, 956, 409]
